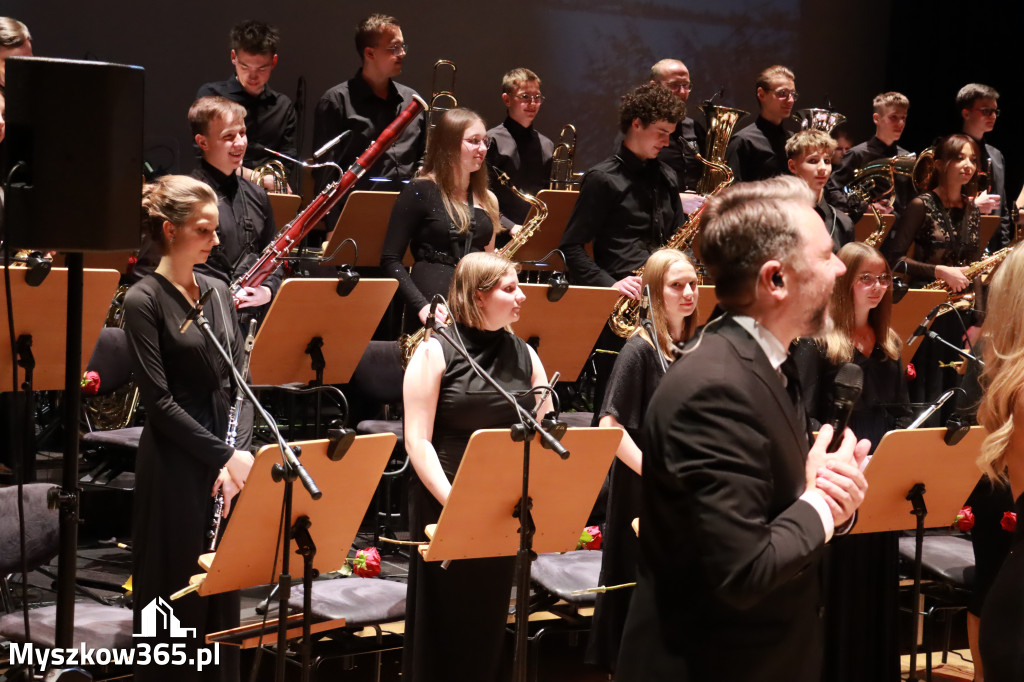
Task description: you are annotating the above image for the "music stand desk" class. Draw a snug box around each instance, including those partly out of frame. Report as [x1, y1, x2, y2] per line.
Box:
[421, 427, 620, 562]
[268, 193, 302, 223]
[854, 213, 896, 243]
[515, 190, 582, 263]
[0, 266, 119, 390]
[323, 191, 409, 268]
[895, 289, 953, 367]
[248, 278, 397, 386]
[514, 284, 620, 381]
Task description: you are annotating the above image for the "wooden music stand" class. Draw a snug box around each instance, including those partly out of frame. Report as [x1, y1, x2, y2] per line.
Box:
[851, 425, 984, 681]
[513, 284, 620, 381]
[895, 289, 952, 367]
[853, 426, 984, 535]
[190, 435, 395, 600]
[514, 189, 582, 263]
[854, 213, 896, 243]
[268, 192, 302, 223]
[0, 266, 119, 390]
[247, 278, 397, 386]
[322, 191, 407, 267]
[979, 214, 1000, 248]
[419, 427, 620, 562]
[78, 252, 134, 274]
[695, 284, 719, 326]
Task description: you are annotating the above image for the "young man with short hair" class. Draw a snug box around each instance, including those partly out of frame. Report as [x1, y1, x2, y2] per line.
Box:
[958, 83, 1011, 249]
[485, 67, 554, 233]
[787, 129, 854, 252]
[832, 128, 853, 167]
[197, 20, 297, 187]
[313, 13, 426, 229]
[826, 91, 913, 220]
[725, 65, 796, 182]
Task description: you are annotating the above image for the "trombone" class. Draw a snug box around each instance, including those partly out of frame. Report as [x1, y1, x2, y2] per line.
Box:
[549, 124, 581, 190]
[427, 59, 457, 147]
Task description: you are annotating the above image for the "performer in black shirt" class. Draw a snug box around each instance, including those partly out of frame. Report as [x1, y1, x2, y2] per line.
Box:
[825, 92, 913, 221]
[0, 17, 31, 97]
[196, 20, 297, 188]
[786, 129, 855, 252]
[313, 14, 426, 231]
[649, 59, 706, 201]
[958, 83, 1012, 249]
[485, 67, 553, 232]
[725, 65, 796, 182]
[559, 83, 686, 296]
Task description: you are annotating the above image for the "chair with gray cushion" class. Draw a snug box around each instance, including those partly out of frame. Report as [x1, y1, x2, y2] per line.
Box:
[0, 483, 134, 669]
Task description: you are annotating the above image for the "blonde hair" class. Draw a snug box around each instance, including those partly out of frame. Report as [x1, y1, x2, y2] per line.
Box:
[141, 175, 218, 254]
[0, 17, 31, 49]
[818, 243, 901, 364]
[501, 68, 540, 95]
[635, 248, 698, 361]
[785, 129, 837, 160]
[448, 252, 517, 329]
[418, 108, 499, 235]
[978, 248, 1024, 482]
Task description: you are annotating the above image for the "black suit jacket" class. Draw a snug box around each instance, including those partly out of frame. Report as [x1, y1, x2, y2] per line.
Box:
[617, 316, 827, 682]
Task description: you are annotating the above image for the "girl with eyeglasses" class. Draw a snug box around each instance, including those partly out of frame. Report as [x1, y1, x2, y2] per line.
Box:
[380, 107, 499, 331]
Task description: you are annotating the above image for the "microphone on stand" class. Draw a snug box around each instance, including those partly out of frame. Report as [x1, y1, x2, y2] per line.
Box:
[906, 389, 958, 430]
[425, 294, 442, 343]
[639, 285, 669, 374]
[313, 130, 352, 160]
[906, 304, 943, 347]
[826, 363, 864, 452]
[179, 288, 215, 334]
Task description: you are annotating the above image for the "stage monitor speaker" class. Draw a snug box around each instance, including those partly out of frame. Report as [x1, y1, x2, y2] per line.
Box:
[3, 57, 144, 252]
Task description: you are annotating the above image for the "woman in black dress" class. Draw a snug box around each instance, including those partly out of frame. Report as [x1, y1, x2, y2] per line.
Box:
[975, 247, 1024, 682]
[586, 247, 699, 673]
[125, 175, 254, 682]
[792, 242, 910, 682]
[380, 108, 500, 330]
[402, 251, 552, 681]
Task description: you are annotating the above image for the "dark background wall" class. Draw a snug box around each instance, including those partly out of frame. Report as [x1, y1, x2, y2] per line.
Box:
[5, 0, 1021, 198]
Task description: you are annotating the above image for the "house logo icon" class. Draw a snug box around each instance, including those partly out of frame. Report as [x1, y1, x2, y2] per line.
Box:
[134, 597, 197, 638]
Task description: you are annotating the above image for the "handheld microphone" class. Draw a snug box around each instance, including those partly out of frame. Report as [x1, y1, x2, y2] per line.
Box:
[179, 288, 215, 334]
[906, 304, 942, 346]
[314, 130, 352, 159]
[826, 363, 864, 452]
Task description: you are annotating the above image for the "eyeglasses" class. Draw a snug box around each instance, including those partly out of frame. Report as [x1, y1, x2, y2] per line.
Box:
[771, 88, 799, 101]
[975, 107, 1000, 117]
[378, 42, 407, 55]
[664, 81, 693, 92]
[856, 273, 892, 288]
[463, 136, 490, 148]
[513, 94, 545, 105]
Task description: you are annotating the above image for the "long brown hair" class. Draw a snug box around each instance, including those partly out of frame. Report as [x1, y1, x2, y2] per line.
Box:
[819, 242, 901, 363]
[418, 108, 499, 235]
[635, 248, 698, 361]
[926, 133, 980, 191]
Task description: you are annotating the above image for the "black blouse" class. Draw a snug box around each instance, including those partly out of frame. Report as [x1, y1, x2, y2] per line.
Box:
[881, 191, 981, 284]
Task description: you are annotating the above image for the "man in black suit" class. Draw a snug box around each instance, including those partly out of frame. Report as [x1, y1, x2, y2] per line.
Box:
[957, 83, 1012, 250]
[617, 175, 870, 682]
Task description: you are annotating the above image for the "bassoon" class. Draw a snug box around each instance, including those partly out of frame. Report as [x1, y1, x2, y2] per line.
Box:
[230, 94, 427, 300]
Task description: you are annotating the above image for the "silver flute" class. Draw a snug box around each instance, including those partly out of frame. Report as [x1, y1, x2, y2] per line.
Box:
[207, 319, 258, 551]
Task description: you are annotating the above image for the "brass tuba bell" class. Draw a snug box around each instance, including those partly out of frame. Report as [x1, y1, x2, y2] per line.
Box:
[791, 107, 847, 134]
[696, 101, 747, 196]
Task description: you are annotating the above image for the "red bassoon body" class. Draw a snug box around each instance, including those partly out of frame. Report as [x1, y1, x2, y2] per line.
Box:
[230, 94, 427, 299]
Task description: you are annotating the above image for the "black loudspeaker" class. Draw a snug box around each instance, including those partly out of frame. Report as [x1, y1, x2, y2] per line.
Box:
[4, 57, 144, 252]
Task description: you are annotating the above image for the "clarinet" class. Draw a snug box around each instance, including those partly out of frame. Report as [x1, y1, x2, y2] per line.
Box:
[207, 319, 258, 551]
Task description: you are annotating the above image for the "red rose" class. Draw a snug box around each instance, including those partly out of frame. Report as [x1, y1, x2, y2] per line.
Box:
[80, 370, 101, 395]
[1001, 512, 1017, 533]
[905, 363, 917, 381]
[351, 547, 381, 578]
[954, 506, 975, 532]
[577, 525, 602, 551]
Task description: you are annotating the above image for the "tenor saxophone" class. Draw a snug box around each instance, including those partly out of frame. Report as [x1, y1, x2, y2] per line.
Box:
[207, 318, 257, 552]
[397, 169, 549, 366]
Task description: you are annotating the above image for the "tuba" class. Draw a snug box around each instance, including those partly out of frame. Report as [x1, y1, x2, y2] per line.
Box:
[427, 60, 457, 147]
[696, 102, 747, 195]
[549, 124, 581, 190]
[791, 107, 847, 133]
[398, 169, 549, 366]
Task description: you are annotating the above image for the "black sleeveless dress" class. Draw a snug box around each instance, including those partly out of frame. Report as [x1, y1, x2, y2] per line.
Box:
[979, 491, 1024, 681]
[402, 326, 535, 681]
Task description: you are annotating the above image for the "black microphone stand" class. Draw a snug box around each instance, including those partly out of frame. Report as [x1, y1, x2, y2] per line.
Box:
[638, 285, 668, 375]
[428, 320, 568, 682]
[187, 302, 321, 682]
[926, 330, 985, 367]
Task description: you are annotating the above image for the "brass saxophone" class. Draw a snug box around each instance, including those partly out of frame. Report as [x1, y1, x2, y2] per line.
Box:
[923, 246, 1014, 319]
[397, 170, 549, 366]
[207, 318, 257, 552]
[607, 100, 745, 338]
